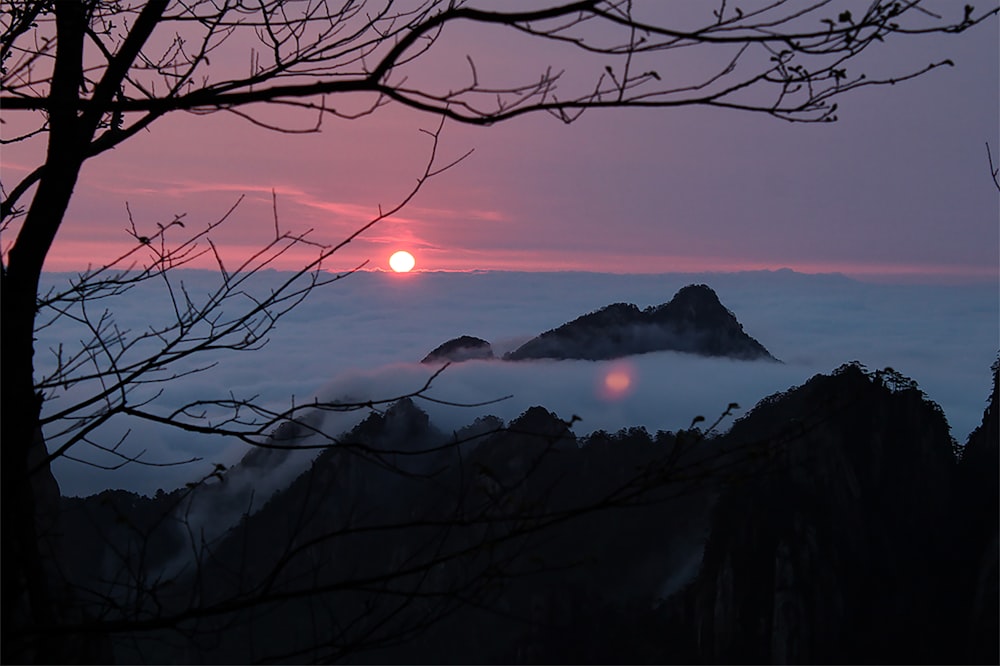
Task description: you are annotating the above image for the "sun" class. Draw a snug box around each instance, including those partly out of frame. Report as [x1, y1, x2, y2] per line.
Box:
[389, 250, 415, 273]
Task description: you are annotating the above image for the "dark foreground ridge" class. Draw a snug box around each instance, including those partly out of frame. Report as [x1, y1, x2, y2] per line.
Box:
[50, 361, 997, 663]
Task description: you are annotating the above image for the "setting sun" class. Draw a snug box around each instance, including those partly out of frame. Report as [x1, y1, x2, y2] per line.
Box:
[389, 250, 415, 273]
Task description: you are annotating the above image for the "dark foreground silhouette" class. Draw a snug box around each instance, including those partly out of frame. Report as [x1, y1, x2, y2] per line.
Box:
[48, 360, 997, 664]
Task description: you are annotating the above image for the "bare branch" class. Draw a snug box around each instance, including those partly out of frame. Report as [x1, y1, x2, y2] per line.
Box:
[988, 142, 1000, 193]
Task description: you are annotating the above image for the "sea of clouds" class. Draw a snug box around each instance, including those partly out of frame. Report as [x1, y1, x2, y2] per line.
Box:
[36, 268, 997, 498]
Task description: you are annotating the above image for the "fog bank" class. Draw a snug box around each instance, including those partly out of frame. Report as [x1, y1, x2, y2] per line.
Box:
[36, 269, 997, 497]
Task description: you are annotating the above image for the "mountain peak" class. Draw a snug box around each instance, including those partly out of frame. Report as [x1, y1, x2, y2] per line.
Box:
[509, 406, 573, 439]
[650, 284, 734, 325]
[504, 284, 777, 362]
[421, 335, 494, 364]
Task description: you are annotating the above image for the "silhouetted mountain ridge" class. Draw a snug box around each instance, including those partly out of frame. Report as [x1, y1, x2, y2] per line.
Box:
[680, 363, 959, 663]
[51, 361, 997, 663]
[422, 284, 778, 363]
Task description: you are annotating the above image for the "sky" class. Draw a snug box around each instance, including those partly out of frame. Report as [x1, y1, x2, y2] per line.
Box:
[37, 268, 998, 498]
[1, 2, 997, 280]
[2, 4, 998, 498]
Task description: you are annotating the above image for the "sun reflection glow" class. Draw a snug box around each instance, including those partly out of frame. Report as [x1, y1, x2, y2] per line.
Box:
[598, 362, 636, 401]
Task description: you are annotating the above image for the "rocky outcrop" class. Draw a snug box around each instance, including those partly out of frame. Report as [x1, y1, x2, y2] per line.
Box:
[421, 335, 494, 364]
[504, 284, 777, 362]
[683, 363, 970, 664]
[949, 361, 999, 664]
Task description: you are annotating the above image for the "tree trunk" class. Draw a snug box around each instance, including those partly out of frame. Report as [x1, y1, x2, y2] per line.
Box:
[1, 3, 93, 661]
[1, 160, 93, 665]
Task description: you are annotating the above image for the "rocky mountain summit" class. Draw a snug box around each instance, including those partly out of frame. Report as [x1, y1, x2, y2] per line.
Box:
[677, 363, 980, 664]
[507, 284, 777, 361]
[421, 284, 778, 364]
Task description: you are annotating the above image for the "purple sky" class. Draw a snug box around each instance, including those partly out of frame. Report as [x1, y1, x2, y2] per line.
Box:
[2, 5, 997, 281]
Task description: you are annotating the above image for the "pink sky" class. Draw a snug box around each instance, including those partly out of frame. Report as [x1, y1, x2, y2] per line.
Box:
[2, 7, 997, 283]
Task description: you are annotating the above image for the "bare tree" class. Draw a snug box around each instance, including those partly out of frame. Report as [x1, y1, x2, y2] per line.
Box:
[1, 1, 995, 663]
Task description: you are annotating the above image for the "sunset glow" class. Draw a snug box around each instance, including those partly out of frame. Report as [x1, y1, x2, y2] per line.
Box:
[2, 3, 993, 284]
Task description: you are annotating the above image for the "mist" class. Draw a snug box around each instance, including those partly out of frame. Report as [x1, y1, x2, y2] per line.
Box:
[37, 268, 997, 498]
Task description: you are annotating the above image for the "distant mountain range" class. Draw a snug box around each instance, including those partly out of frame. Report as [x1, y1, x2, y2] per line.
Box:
[422, 284, 778, 364]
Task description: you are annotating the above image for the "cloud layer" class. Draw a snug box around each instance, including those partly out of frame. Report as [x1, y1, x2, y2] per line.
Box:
[36, 269, 998, 497]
